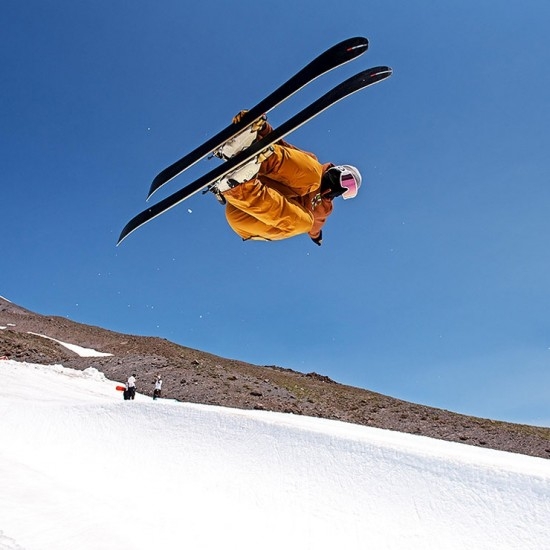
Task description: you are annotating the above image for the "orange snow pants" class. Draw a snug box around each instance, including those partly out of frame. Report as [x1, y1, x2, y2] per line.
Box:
[223, 144, 324, 241]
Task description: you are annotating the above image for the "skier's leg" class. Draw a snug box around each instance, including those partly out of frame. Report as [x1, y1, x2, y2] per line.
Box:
[225, 205, 277, 240]
[224, 181, 314, 240]
[259, 144, 324, 197]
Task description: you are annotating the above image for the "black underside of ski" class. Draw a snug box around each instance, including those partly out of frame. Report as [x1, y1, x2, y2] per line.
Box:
[146, 37, 369, 200]
[117, 66, 392, 245]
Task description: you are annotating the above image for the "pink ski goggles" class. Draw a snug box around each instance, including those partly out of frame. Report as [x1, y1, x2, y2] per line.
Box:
[338, 167, 360, 200]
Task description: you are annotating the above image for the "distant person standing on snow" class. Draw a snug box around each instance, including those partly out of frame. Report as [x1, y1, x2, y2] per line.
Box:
[127, 374, 136, 400]
[153, 375, 162, 400]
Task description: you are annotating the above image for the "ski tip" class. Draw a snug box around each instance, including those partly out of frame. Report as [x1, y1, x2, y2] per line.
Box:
[376, 66, 393, 77]
[345, 36, 369, 53]
[364, 65, 393, 82]
[147, 178, 162, 201]
[337, 37, 369, 59]
[116, 231, 127, 247]
[116, 220, 137, 246]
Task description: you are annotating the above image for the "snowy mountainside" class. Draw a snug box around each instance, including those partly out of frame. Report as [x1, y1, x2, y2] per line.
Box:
[1, 296, 549, 458]
[0, 359, 549, 550]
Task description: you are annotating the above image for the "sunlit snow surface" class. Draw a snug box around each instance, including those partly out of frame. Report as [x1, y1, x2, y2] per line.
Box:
[27, 333, 113, 357]
[0, 360, 548, 550]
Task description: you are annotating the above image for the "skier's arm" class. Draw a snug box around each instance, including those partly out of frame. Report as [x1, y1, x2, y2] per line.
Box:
[308, 196, 333, 244]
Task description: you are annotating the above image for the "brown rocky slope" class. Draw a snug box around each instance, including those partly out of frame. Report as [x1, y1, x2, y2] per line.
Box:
[1, 296, 548, 459]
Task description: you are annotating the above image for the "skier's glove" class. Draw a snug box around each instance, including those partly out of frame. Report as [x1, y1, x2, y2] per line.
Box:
[232, 110, 248, 124]
[311, 231, 323, 246]
[232, 110, 267, 132]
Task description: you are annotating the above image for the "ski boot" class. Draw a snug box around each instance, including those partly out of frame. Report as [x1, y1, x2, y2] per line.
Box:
[213, 113, 267, 160]
[207, 146, 274, 204]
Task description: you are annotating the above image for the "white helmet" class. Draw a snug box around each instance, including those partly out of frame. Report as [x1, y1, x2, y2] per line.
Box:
[336, 165, 362, 199]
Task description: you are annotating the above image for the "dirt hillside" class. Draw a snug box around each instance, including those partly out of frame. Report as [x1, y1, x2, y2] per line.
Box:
[1, 297, 548, 459]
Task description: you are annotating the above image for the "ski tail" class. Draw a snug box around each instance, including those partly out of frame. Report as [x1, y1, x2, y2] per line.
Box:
[117, 66, 392, 246]
[146, 37, 369, 200]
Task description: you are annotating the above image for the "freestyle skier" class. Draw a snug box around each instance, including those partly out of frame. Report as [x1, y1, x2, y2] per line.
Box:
[116, 39, 391, 246]
[211, 111, 362, 246]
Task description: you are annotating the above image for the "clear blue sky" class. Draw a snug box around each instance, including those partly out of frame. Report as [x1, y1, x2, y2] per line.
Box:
[2, 1, 549, 426]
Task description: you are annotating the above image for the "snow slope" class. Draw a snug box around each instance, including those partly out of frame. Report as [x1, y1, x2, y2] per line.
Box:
[27, 333, 113, 357]
[0, 360, 548, 550]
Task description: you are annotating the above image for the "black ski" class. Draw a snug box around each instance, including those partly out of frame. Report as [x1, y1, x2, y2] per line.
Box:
[147, 37, 369, 200]
[118, 66, 392, 245]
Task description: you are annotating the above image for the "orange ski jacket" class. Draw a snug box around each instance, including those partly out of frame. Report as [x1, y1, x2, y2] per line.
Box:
[223, 121, 334, 242]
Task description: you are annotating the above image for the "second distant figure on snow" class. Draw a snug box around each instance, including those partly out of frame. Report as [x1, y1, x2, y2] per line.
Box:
[153, 375, 162, 400]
